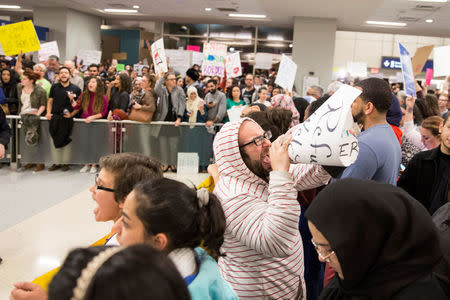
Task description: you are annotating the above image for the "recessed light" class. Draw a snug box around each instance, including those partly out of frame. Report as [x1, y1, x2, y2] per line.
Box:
[133, 5, 139, 9]
[229, 47, 235, 51]
[289, 43, 293, 48]
[425, 19, 434, 23]
[228, 13, 266, 19]
[104, 8, 138, 13]
[365, 20, 407, 27]
[205, 7, 212, 11]
[0, 5, 21, 9]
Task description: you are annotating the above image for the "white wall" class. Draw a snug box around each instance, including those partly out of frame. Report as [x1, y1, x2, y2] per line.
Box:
[66, 9, 101, 61]
[33, 8, 68, 61]
[333, 30, 450, 69]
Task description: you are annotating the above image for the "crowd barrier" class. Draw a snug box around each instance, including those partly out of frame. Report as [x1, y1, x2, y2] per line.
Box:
[3, 116, 221, 167]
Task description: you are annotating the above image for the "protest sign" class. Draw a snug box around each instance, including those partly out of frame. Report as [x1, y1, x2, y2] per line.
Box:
[38, 41, 59, 62]
[275, 54, 297, 91]
[288, 85, 361, 167]
[77, 50, 102, 66]
[150, 38, 168, 74]
[165, 49, 192, 76]
[433, 45, 450, 77]
[346, 61, 367, 78]
[116, 64, 125, 72]
[192, 51, 203, 66]
[302, 76, 319, 97]
[177, 153, 199, 174]
[187, 45, 200, 52]
[399, 43, 417, 98]
[411, 45, 434, 76]
[201, 42, 227, 77]
[0, 20, 41, 56]
[255, 53, 273, 70]
[227, 105, 245, 122]
[425, 68, 433, 86]
[134, 64, 149, 76]
[225, 52, 242, 78]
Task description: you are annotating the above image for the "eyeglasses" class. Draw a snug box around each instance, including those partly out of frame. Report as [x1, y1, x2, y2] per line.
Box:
[239, 130, 272, 148]
[311, 239, 335, 262]
[95, 174, 115, 193]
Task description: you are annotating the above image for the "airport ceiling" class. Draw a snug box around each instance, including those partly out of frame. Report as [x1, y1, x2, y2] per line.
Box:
[3, 0, 450, 37]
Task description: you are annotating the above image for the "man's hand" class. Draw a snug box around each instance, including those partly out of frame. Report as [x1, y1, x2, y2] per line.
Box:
[0, 144, 5, 159]
[207, 102, 216, 108]
[269, 134, 292, 172]
[10, 282, 47, 300]
[45, 113, 52, 120]
[174, 118, 181, 127]
[205, 120, 214, 127]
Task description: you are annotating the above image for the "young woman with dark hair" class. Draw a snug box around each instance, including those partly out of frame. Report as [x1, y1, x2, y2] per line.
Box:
[107, 73, 132, 120]
[46, 245, 191, 300]
[113, 178, 238, 300]
[0, 68, 20, 114]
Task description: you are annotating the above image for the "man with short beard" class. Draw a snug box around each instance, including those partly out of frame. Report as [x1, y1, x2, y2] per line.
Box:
[204, 79, 226, 126]
[213, 118, 330, 299]
[339, 77, 401, 185]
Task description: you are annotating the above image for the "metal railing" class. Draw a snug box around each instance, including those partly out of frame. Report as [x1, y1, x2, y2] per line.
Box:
[3, 116, 221, 168]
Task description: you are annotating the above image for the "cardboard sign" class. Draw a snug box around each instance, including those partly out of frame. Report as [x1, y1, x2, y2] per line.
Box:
[288, 85, 362, 167]
[177, 152, 199, 174]
[201, 42, 227, 77]
[425, 68, 433, 86]
[187, 45, 201, 52]
[346, 61, 367, 78]
[77, 50, 102, 66]
[255, 53, 273, 70]
[165, 49, 192, 76]
[434, 45, 450, 77]
[0, 20, 41, 56]
[38, 41, 59, 62]
[150, 38, 168, 74]
[275, 54, 297, 91]
[134, 64, 149, 76]
[411, 45, 434, 76]
[399, 43, 417, 98]
[225, 52, 242, 78]
[112, 52, 127, 60]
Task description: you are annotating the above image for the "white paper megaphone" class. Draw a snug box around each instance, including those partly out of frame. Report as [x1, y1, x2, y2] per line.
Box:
[288, 84, 362, 167]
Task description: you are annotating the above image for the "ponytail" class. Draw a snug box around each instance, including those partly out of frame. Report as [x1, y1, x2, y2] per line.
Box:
[133, 178, 226, 258]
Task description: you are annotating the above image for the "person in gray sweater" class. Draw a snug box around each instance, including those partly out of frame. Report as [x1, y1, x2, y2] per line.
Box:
[204, 79, 227, 127]
[154, 72, 186, 126]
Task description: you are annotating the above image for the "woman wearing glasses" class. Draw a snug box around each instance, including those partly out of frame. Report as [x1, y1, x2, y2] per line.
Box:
[305, 178, 447, 300]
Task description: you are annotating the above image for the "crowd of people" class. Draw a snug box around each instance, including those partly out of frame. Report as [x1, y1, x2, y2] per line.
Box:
[1, 50, 449, 300]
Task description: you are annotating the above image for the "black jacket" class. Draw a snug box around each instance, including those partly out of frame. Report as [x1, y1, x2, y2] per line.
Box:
[0, 107, 10, 148]
[398, 147, 450, 214]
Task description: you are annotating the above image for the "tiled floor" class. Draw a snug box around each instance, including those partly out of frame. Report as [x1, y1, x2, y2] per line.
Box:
[0, 166, 208, 299]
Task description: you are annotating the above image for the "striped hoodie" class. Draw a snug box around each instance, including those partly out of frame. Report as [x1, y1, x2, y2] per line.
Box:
[213, 118, 331, 299]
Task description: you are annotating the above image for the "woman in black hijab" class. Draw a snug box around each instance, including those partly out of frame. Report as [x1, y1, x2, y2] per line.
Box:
[306, 178, 446, 300]
[1, 68, 20, 115]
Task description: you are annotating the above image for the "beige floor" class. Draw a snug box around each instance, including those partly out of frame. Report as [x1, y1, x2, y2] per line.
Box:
[0, 169, 208, 299]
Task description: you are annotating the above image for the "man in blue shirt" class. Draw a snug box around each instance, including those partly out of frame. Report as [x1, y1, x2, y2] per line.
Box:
[340, 78, 401, 185]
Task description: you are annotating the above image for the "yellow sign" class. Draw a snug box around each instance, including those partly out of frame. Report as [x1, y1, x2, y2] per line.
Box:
[0, 20, 41, 56]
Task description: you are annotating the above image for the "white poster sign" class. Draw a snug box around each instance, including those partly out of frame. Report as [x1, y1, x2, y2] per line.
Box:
[227, 105, 245, 122]
[346, 61, 367, 78]
[192, 51, 203, 66]
[38, 41, 59, 62]
[254, 53, 273, 70]
[433, 45, 450, 77]
[150, 38, 168, 74]
[133, 64, 149, 76]
[288, 85, 361, 167]
[77, 49, 102, 66]
[177, 152, 199, 174]
[275, 54, 297, 91]
[225, 52, 242, 78]
[302, 76, 320, 97]
[165, 49, 192, 76]
[201, 42, 227, 77]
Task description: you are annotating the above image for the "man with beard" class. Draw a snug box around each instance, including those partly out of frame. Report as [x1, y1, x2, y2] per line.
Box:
[213, 118, 331, 299]
[204, 79, 226, 126]
[45, 67, 81, 171]
[339, 78, 401, 185]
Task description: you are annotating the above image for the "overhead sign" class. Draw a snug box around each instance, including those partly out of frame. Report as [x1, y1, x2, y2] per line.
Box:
[382, 56, 433, 71]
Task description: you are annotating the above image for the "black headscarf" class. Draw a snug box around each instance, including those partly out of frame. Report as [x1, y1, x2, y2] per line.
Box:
[1, 68, 19, 96]
[305, 178, 442, 299]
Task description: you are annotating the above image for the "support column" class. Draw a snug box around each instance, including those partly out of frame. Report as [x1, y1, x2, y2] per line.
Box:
[292, 17, 337, 95]
[34, 8, 101, 62]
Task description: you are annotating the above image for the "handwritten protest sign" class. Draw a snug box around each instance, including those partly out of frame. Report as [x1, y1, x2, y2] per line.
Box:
[192, 51, 203, 66]
[38, 41, 59, 62]
[77, 50, 102, 66]
[151, 38, 168, 74]
[433, 45, 450, 77]
[165, 49, 192, 76]
[411, 45, 434, 76]
[116, 64, 125, 72]
[425, 68, 433, 86]
[275, 54, 297, 91]
[225, 52, 242, 78]
[288, 85, 361, 167]
[227, 105, 246, 122]
[0, 20, 41, 56]
[201, 42, 227, 77]
[255, 53, 273, 70]
[134, 64, 149, 76]
[399, 43, 417, 98]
